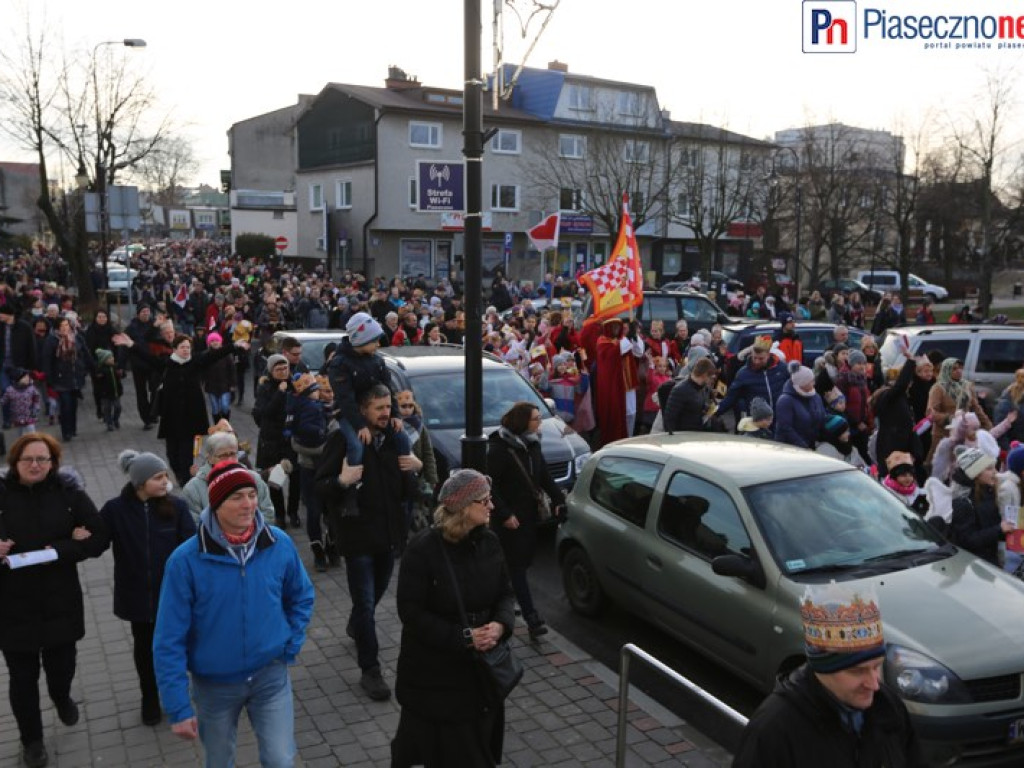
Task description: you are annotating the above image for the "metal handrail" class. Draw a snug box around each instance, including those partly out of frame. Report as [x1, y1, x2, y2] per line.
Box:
[615, 643, 749, 768]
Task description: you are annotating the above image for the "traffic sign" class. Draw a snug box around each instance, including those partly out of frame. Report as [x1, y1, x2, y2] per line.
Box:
[275, 236, 288, 252]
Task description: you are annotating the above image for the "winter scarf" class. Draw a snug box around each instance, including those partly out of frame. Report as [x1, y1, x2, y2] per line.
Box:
[938, 358, 971, 412]
[883, 475, 917, 497]
[56, 330, 77, 361]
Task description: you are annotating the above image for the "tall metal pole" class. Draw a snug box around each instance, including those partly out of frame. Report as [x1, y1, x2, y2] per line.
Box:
[794, 185, 802, 294]
[97, 161, 108, 308]
[462, 0, 487, 471]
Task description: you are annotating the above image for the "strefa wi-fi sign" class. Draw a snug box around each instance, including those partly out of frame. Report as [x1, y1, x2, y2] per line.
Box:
[417, 161, 465, 212]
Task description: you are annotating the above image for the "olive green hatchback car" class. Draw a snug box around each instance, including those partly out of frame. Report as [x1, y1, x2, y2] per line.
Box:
[557, 435, 1024, 766]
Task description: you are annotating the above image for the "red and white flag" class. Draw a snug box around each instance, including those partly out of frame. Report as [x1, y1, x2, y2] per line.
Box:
[172, 285, 187, 308]
[581, 195, 643, 323]
[527, 212, 561, 252]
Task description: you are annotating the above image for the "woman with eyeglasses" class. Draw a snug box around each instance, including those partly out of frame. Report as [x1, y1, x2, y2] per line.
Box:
[0, 433, 109, 768]
[391, 469, 515, 768]
[487, 401, 566, 640]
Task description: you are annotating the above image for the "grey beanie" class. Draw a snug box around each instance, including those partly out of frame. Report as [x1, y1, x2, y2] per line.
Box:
[955, 445, 995, 480]
[118, 450, 168, 488]
[438, 469, 492, 513]
[750, 397, 774, 423]
[346, 311, 384, 347]
[848, 350, 868, 367]
[265, 353, 289, 372]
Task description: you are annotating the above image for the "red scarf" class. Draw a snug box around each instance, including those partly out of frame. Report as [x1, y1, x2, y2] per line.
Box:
[223, 520, 256, 545]
[883, 475, 916, 497]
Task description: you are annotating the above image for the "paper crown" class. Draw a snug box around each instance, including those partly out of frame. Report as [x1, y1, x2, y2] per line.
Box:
[751, 335, 773, 352]
[801, 584, 885, 673]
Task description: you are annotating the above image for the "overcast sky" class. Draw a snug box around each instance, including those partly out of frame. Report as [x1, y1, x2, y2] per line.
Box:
[3, 0, 1024, 186]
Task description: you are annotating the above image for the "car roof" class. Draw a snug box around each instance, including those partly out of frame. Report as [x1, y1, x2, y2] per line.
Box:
[380, 345, 507, 372]
[887, 324, 1024, 337]
[722, 321, 862, 333]
[272, 330, 346, 341]
[600, 433, 852, 487]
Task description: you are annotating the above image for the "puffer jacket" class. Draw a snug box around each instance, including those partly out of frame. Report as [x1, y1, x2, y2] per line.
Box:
[99, 484, 196, 623]
[775, 381, 828, 449]
[0, 467, 110, 651]
[325, 337, 398, 433]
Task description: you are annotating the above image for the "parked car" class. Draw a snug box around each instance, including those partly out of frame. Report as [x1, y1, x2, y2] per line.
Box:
[720, 321, 869, 367]
[105, 267, 138, 299]
[557, 434, 1024, 767]
[266, 329, 344, 373]
[817, 277, 882, 306]
[662, 272, 745, 298]
[380, 345, 592, 492]
[856, 270, 949, 302]
[879, 324, 1024, 405]
[580, 289, 733, 333]
[499, 297, 582, 322]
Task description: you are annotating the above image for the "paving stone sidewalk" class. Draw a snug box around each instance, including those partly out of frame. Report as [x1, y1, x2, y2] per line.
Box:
[0, 383, 732, 767]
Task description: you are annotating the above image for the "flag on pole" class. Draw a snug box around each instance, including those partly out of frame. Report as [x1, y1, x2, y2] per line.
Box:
[527, 212, 561, 252]
[580, 195, 643, 323]
[172, 285, 187, 309]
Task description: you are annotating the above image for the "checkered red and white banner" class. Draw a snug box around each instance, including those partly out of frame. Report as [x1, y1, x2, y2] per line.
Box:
[581, 195, 643, 323]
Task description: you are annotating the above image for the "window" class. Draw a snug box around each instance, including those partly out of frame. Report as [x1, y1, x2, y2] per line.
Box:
[682, 297, 722, 323]
[490, 129, 521, 155]
[617, 91, 642, 116]
[408, 178, 418, 208]
[679, 148, 699, 167]
[977, 339, 1024, 374]
[588, 456, 661, 527]
[567, 84, 594, 111]
[659, 473, 751, 559]
[335, 180, 352, 209]
[309, 183, 323, 211]
[559, 187, 583, 211]
[642, 296, 681, 326]
[624, 140, 650, 164]
[316, 237, 326, 251]
[409, 121, 442, 148]
[914, 338, 969, 363]
[675, 193, 691, 217]
[559, 134, 585, 159]
[490, 183, 519, 211]
[272, 210, 284, 220]
[631, 191, 645, 214]
[739, 152, 759, 172]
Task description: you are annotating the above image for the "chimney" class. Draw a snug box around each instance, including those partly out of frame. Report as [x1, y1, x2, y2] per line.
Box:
[547, 60, 568, 72]
[661, 109, 671, 121]
[385, 65, 420, 90]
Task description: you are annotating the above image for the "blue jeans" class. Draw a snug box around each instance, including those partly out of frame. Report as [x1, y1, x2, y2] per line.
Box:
[207, 392, 233, 418]
[192, 659, 296, 768]
[338, 420, 411, 467]
[344, 552, 395, 671]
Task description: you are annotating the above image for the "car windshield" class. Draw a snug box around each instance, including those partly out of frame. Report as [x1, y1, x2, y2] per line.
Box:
[413, 368, 549, 429]
[744, 470, 949, 580]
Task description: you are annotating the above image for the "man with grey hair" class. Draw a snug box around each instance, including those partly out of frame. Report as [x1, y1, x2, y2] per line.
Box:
[182, 431, 274, 525]
[829, 324, 850, 352]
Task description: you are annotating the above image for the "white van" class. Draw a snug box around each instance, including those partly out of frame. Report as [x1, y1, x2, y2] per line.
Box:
[855, 270, 948, 301]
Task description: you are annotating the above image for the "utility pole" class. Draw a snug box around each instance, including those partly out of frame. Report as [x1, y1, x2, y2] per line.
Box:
[462, 0, 487, 472]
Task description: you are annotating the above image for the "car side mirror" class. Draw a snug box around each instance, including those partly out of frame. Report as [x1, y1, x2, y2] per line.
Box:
[712, 554, 766, 589]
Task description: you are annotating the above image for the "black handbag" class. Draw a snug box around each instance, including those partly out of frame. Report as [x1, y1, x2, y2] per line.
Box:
[436, 530, 523, 701]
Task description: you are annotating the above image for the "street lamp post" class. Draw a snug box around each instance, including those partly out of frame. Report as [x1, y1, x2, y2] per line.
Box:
[92, 39, 146, 308]
[770, 146, 802, 293]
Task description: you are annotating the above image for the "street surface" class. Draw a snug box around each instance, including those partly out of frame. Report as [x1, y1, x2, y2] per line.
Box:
[0, 378, 737, 767]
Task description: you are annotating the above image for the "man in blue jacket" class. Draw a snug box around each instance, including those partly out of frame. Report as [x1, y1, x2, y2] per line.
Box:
[716, 336, 790, 422]
[153, 460, 315, 768]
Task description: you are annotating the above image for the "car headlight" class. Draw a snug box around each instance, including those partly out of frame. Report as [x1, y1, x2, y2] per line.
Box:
[885, 645, 971, 704]
[573, 452, 591, 475]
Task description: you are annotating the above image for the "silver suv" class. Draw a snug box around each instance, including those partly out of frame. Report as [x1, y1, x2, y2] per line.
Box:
[879, 324, 1024, 403]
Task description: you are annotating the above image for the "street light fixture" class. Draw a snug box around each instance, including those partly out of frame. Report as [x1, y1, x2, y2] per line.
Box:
[768, 146, 802, 294]
[91, 38, 146, 307]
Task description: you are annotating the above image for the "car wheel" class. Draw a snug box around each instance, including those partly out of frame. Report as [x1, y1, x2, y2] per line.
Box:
[562, 546, 605, 616]
[926, 292, 938, 303]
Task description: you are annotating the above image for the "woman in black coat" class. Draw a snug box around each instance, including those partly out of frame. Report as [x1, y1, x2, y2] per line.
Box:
[873, 349, 925, 479]
[950, 448, 1013, 566]
[42, 317, 94, 441]
[487, 401, 565, 639]
[99, 450, 196, 727]
[0, 434, 109, 768]
[84, 309, 117, 420]
[252, 354, 300, 527]
[114, 331, 247, 486]
[392, 470, 516, 768]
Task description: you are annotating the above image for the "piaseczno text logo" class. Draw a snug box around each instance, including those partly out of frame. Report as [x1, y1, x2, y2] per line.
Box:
[803, 1, 857, 53]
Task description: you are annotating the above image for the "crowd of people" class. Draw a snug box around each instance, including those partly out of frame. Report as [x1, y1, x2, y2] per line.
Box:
[0, 239, 1018, 767]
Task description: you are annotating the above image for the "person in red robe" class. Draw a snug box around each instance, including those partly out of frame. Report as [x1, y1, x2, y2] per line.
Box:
[594, 317, 644, 445]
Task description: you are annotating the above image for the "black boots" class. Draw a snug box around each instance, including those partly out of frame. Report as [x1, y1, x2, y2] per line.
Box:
[525, 611, 548, 640]
[311, 541, 328, 573]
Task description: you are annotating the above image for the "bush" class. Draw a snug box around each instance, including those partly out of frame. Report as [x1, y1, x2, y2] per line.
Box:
[234, 233, 276, 259]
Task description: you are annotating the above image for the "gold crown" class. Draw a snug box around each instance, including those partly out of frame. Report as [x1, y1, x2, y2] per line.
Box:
[801, 588, 884, 654]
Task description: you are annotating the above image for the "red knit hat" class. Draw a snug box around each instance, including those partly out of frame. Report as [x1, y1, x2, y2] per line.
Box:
[207, 460, 257, 512]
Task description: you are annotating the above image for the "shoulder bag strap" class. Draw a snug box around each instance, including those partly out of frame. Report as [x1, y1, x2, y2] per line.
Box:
[508, 448, 541, 499]
[436, 529, 473, 647]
